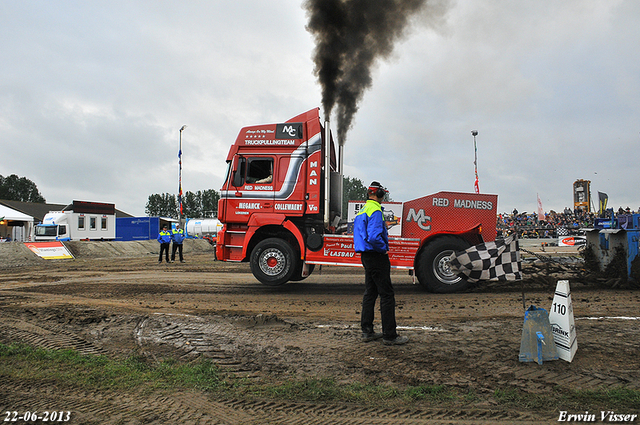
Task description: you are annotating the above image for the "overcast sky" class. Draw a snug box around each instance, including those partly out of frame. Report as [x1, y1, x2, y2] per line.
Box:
[1, 0, 639, 217]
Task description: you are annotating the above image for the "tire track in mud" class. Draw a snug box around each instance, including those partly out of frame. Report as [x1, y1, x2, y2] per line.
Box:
[134, 313, 346, 379]
[3, 309, 637, 399]
[2, 377, 546, 425]
[2, 313, 635, 425]
[217, 398, 544, 424]
[0, 319, 107, 355]
[129, 313, 632, 424]
[134, 313, 638, 393]
[1, 376, 255, 425]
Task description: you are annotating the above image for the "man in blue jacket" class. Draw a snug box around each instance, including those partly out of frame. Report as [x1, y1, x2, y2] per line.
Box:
[353, 181, 408, 345]
[171, 223, 186, 263]
[157, 225, 171, 263]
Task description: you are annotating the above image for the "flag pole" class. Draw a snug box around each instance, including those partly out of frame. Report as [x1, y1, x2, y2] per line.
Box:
[472, 130, 479, 194]
[179, 125, 187, 226]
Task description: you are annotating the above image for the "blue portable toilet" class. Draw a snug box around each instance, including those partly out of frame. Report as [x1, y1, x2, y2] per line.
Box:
[585, 214, 640, 283]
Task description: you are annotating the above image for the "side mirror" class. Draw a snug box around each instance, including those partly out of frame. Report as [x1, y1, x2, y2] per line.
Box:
[232, 157, 246, 187]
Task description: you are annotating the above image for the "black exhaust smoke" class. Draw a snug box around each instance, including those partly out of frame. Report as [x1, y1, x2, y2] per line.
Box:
[304, 0, 433, 145]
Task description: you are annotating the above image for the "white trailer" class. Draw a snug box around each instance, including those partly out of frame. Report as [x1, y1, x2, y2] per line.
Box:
[34, 201, 116, 241]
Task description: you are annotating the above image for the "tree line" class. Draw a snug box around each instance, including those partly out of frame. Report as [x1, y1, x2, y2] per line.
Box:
[0, 174, 46, 203]
[145, 190, 219, 219]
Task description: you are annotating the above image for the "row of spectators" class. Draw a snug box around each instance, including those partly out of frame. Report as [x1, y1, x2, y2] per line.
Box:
[496, 207, 639, 238]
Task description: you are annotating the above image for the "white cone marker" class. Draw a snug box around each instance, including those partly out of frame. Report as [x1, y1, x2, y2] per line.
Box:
[549, 280, 578, 362]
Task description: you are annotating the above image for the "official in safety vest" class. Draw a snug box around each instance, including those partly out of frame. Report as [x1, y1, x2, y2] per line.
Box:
[171, 224, 186, 263]
[157, 225, 171, 263]
[353, 181, 408, 346]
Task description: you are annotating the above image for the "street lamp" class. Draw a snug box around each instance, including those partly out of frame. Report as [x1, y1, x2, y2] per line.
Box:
[471, 130, 479, 194]
[179, 125, 187, 226]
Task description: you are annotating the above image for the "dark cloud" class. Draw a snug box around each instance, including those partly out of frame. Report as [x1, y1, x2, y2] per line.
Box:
[304, 0, 436, 145]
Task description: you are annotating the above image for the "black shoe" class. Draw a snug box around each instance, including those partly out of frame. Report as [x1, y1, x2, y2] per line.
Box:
[361, 332, 383, 342]
[383, 335, 409, 346]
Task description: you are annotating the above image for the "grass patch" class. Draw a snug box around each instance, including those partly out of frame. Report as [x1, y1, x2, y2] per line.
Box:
[0, 343, 227, 393]
[2, 342, 639, 412]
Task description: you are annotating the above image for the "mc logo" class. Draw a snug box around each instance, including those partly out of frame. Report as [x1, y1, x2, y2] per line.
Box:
[406, 208, 432, 231]
[276, 123, 302, 139]
[282, 125, 297, 137]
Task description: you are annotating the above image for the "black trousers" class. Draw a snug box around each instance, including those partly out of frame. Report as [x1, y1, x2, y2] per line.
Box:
[171, 243, 183, 261]
[159, 243, 170, 263]
[360, 251, 397, 339]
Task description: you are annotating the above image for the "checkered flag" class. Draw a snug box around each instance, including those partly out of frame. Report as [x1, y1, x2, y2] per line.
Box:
[557, 227, 569, 236]
[449, 234, 522, 283]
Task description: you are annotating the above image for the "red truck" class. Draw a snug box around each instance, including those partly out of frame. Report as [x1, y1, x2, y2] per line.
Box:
[216, 108, 498, 293]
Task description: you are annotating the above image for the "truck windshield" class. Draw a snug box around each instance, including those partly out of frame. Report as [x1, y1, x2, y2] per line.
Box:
[35, 225, 57, 237]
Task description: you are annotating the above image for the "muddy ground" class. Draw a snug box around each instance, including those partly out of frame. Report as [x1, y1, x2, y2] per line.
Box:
[1, 241, 639, 424]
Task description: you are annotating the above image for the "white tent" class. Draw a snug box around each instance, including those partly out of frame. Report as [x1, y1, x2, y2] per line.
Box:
[0, 204, 34, 242]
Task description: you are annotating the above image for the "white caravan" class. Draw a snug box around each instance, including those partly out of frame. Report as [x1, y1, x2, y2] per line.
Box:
[35, 201, 116, 241]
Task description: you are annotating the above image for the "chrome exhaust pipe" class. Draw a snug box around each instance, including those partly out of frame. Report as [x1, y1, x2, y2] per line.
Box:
[323, 119, 331, 229]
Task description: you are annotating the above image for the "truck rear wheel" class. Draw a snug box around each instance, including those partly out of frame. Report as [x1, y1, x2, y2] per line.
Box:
[416, 236, 471, 293]
[250, 238, 298, 286]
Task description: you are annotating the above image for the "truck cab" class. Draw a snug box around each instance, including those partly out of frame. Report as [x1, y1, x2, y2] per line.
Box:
[35, 212, 70, 241]
[217, 108, 342, 282]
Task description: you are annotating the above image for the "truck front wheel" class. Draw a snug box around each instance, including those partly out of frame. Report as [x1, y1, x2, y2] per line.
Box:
[416, 236, 471, 293]
[250, 238, 298, 286]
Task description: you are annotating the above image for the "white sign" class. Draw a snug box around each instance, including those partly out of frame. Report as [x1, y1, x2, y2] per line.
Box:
[347, 201, 403, 236]
[558, 236, 586, 246]
[25, 242, 74, 260]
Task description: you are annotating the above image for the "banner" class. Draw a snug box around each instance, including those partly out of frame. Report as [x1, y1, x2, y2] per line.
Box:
[598, 191, 608, 216]
[558, 236, 586, 247]
[25, 242, 74, 260]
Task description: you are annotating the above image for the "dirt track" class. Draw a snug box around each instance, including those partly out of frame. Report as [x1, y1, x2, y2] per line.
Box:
[1, 241, 639, 424]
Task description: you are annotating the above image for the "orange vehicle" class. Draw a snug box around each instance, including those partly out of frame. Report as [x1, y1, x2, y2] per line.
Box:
[216, 108, 497, 293]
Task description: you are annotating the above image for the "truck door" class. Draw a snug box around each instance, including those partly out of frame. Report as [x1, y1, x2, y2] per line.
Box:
[244, 156, 275, 215]
[226, 155, 275, 220]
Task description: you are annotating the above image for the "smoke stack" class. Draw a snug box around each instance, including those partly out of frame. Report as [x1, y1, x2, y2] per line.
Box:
[324, 118, 331, 228]
[305, 0, 436, 145]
